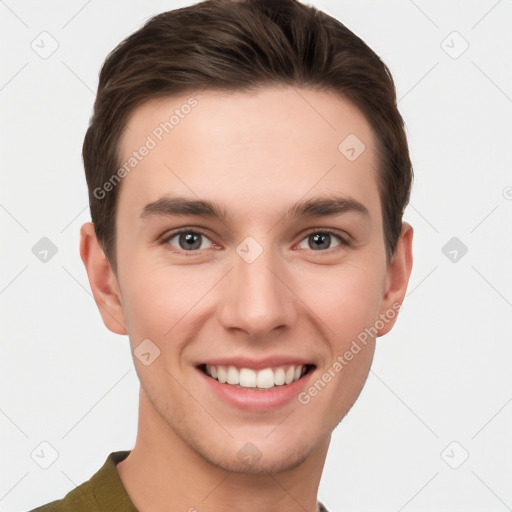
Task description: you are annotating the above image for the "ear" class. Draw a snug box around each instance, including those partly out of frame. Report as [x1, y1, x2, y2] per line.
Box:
[376, 222, 413, 336]
[79, 222, 127, 335]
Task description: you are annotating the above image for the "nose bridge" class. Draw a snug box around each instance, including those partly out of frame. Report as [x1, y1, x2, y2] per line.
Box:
[218, 236, 296, 338]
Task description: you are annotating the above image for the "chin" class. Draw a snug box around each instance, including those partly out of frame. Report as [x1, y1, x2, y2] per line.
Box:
[200, 442, 313, 475]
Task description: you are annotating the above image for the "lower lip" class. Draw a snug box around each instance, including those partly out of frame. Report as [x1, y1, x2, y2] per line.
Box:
[197, 367, 314, 412]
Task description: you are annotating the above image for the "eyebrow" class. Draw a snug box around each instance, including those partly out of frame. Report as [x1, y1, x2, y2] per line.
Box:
[139, 194, 370, 222]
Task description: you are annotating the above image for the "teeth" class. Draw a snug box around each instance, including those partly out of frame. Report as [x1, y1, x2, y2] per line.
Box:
[217, 365, 227, 383]
[274, 367, 285, 386]
[239, 368, 257, 387]
[204, 364, 308, 389]
[256, 368, 274, 389]
[227, 365, 239, 385]
[285, 366, 295, 385]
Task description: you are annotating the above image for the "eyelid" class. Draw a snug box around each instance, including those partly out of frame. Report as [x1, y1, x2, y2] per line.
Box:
[161, 227, 212, 241]
[296, 228, 352, 250]
[160, 227, 216, 253]
[300, 227, 351, 243]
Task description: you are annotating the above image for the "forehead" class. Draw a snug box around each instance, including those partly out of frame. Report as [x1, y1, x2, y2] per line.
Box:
[116, 86, 380, 224]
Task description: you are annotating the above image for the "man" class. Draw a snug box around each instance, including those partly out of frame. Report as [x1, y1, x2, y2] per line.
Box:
[31, 0, 413, 510]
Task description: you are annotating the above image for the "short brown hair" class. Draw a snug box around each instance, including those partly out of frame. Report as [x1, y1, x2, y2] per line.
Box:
[83, 0, 413, 272]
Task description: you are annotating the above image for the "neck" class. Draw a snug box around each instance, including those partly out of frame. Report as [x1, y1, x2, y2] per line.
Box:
[117, 388, 329, 512]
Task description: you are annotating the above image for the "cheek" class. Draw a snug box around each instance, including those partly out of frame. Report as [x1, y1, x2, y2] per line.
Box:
[299, 262, 384, 346]
[118, 241, 386, 352]
[118, 260, 216, 347]
[122, 279, 178, 339]
[295, 267, 381, 422]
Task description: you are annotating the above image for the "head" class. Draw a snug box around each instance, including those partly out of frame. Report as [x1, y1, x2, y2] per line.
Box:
[80, 0, 413, 474]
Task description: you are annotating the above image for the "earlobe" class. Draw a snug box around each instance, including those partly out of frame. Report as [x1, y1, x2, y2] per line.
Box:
[79, 222, 128, 335]
[377, 222, 414, 337]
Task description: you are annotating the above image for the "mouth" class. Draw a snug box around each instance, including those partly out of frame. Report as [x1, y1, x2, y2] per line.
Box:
[197, 363, 316, 391]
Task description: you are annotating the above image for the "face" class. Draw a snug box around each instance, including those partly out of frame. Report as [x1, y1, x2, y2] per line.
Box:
[93, 86, 410, 474]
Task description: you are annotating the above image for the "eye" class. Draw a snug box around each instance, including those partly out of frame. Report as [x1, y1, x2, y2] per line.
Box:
[163, 230, 215, 253]
[161, 228, 351, 255]
[297, 230, 350, 251]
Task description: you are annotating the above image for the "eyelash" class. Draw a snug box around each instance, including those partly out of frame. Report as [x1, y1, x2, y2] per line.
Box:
[160, 228, 352, 256]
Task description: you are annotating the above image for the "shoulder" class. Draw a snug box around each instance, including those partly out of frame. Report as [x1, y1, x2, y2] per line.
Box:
[27, 501, 65, 512]
[26, 495, 99, 512]
[26, 479, 103, 512]
[318, 501, 330, 512]
[26, 450, 133, 512]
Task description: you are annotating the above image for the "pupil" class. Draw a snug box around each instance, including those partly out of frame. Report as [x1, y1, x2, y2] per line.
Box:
[312, 233, 329, 250]
[181, 233, 201, 250]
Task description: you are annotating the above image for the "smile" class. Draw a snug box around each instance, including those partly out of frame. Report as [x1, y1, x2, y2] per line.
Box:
[199, 363, 314, 390]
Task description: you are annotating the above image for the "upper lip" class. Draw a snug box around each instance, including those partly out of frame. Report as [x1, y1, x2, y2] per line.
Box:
[197, 356, 315, 370]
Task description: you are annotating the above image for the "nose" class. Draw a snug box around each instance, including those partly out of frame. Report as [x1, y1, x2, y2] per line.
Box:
[217, 242, 298, 341]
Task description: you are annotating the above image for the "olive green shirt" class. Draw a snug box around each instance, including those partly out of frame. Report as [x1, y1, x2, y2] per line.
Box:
[28, 450, 330, 512]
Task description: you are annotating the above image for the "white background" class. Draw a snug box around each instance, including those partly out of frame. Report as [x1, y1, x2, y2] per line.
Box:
[1, 1, 511, 511]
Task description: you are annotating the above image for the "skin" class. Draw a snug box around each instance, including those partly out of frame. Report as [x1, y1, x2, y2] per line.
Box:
[80, 86, 413, 512]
